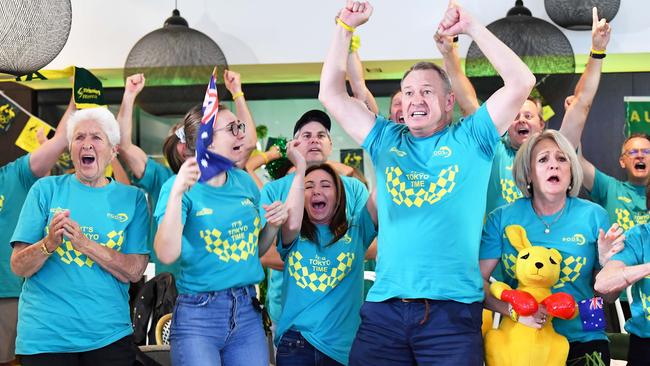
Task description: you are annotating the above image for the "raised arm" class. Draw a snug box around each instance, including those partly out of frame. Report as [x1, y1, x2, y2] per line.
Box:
[154, 157, 199, 264]
[281, 141, 307, 245]
[559, 7, 610, 149]
[116, 74, 148, 179]
[346, 36, 379, 114]
[437, 1, 535, 134]
[434, 33, 479, 116]
[245, 145, 282, 189]
[29, 97, 75, 177]
[224, 70, 257, 166]
[579, 152, 596, 191]
[319, 1, 376, 145]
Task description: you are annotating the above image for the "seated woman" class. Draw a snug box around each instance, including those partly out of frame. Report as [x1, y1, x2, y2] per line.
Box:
[275, 142, 377, 366]
[154, 105, 287, 366]
[480, 130, 622, 366]
[595, 186, 650, 366]
[10, 107, 150, 365]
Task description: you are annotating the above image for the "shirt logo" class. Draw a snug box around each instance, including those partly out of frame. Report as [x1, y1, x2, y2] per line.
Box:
[341, 233, 352, 244]
[562, 234, 586, 246]
[241, 198, 254, 207]
[107, 212, 129, 223]
[49, 207, 67, 214]
[617, 196, 632, 204]
[0, 194, 4, 212]
[389, 147, 407, 157]
[432, 146, 452, 158]
[196, 208, 214, 217]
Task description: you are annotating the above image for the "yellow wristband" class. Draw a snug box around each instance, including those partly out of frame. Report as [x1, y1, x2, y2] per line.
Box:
[40, 240, 53, 256]
[590, 48, 606, 55]
[261, 152, 269, 164]
[336, 18, 355, 33]
[232, 91, 244, 101]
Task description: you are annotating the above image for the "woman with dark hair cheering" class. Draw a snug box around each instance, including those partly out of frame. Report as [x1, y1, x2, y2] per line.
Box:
[275, 142, 377, 366]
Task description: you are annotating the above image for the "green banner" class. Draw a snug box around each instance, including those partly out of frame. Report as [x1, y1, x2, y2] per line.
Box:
[625, 97, 650, 136]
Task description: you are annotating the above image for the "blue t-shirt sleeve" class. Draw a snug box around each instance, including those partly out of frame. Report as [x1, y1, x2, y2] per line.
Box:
[611, 225, 644, 266]
[154, 176, 189, 226]
[342, 176, 370, 217]
[277, 235, 298, 261]
[123, 190, 151, 254]
[589, 169, 611, 204]
[361, 115, 394, 161]
[134, 158, 173, 194]
[459, 104, 500, 160]
[480, 208, 504, 260]
[10, 179, 49, 246]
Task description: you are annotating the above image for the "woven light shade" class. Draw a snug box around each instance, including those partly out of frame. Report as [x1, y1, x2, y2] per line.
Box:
[466, 0, 575, 78]
[545, 0, 620, 30]
[0, 0, 71, 76]
[124, 9, 228, 116]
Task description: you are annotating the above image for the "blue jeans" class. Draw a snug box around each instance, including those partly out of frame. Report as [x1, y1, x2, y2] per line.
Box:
[170, 286, 268, 366]
[349, 299, 484, 366]
[276, 330, 342, 366]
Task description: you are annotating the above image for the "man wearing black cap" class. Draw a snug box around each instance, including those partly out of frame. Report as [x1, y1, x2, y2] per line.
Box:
[258, 109, 369, 345]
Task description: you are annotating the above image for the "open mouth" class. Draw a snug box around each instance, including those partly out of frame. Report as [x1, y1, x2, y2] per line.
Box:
[547, 175, 560, 183]
[233, 144, 242, 151]
[634, 161, 646, 170]
[411, 111, 427, 118]
[517, 127, 530, 137]
[308, 148, 321, 154]
[80, 155, 96, 166]
[310, 199, 327, 211]
[397, 114, 405, 123]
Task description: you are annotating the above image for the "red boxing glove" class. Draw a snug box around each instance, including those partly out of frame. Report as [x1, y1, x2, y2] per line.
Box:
[542, 293, 576, 320]
[501, 289, 538, 316]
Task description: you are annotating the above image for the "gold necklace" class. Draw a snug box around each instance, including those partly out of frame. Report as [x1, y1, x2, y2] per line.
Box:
[532, 201, 566, 234]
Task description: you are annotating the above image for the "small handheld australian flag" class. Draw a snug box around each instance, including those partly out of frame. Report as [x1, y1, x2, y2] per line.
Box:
[578, 297, 606, 331]
[196, 68, 234, 182]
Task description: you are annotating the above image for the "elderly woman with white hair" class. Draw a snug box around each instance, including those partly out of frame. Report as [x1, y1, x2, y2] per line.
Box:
[9, 107, 150, 366]
[479, 130, 624, 366]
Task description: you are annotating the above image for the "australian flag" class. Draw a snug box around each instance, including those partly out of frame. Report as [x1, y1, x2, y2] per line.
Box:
[196, 68, 234, 182]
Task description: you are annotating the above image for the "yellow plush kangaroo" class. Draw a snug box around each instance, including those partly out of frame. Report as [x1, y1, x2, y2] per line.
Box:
[484, 225, 575, 366]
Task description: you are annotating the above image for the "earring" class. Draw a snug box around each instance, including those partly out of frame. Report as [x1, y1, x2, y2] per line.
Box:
[567, 184, 573, 192]
[526, 183, 532, 192]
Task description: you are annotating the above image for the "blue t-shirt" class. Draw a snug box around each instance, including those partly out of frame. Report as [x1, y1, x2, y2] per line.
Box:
[1, 155, 37, 298]
[10, 174, 150, 354]
[590, 169, 648, 231]
[260, 172, 369, 323]
[276, 209, 376, 364]
[486, 137, 522, 215]
[611, 224, 650, 337]
[133, 157, 179, 276]
[480, 197, 609, 343]
[155, 169, 264, 294]
[362, 104, 499, 303]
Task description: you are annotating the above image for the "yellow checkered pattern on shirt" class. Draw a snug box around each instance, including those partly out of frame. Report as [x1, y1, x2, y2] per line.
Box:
[640, 291, 650, 321]
[500, 178, 523, 204]
[553, 256, 586, 289]
[287, 251, 356, 292]
[384, 165, 459, 207]
[502, 253, 518, 279]
[55, 230, 124, 268]
[201, 217, 260, 262]
[615, 208, 635, 231]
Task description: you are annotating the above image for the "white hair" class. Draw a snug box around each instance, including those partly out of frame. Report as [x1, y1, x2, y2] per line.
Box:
[67, 107, 120, 146]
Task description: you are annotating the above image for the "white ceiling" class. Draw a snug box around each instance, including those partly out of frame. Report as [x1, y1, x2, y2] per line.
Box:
[47, 0, 650, 70]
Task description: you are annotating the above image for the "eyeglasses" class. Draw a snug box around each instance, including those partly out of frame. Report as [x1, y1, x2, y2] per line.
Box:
[215, 121, 246, 136]
[625, 148, 650, 157]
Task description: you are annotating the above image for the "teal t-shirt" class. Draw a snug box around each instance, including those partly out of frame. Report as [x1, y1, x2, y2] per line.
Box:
[486, 137, 522, 216]
[133, 157, 179, 276]
[276, 209, 377, 364]
[10, 174, 150, 354]
[590, 169, 648, 231]
[610, 224, 650, 337]
[260, 172, 369, 323]
[1, 155, 37, 298]
[362, 104, 499, 303]
[480, 197, 609, 343]
[155, 169, 264, 294]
